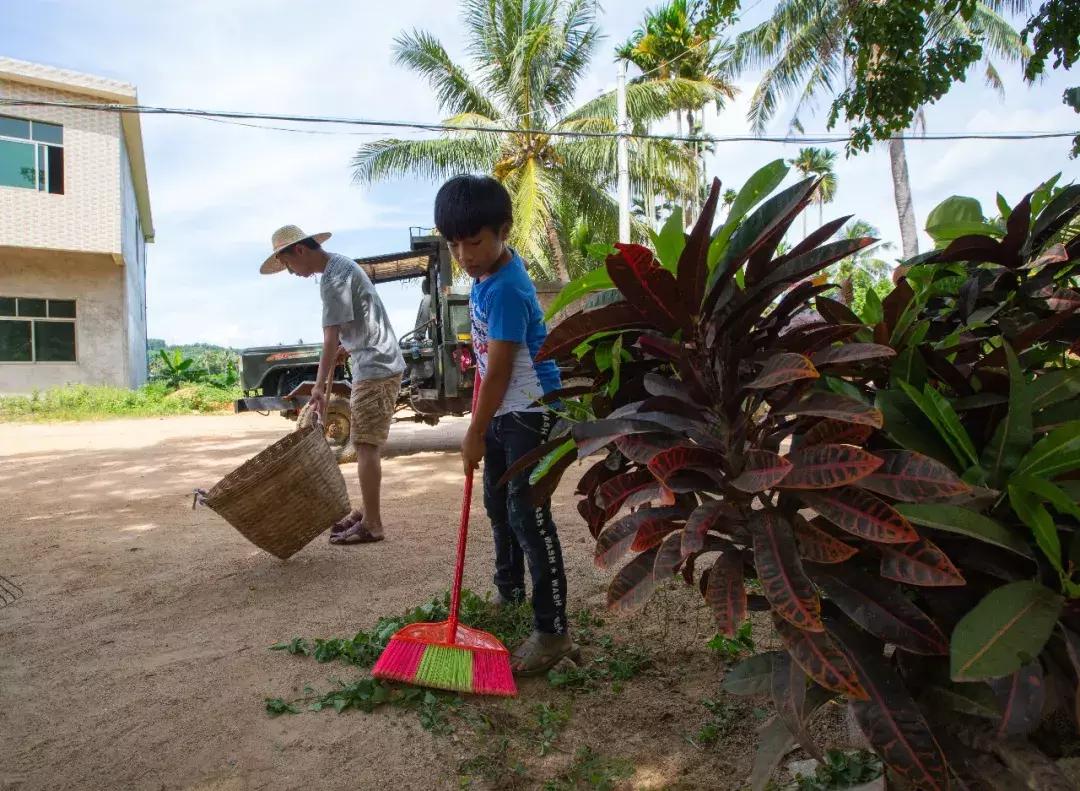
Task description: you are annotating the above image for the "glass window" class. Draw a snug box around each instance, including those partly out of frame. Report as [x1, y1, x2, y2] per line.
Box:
[0, 320, 32, 362]
[0, 115, 30, 140]
[18, 298, 46, 317]
[34, 321, 76, 362]
[48, 300, 76, 318]
[0, 139, 37, 189]
[46, 145, 64, 195]
[0, 297, 15, 316]
[31, 121, 62, 145]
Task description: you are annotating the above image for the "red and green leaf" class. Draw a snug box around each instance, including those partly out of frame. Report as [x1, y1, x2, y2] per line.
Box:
[770, 651, 823, 762]
[682, 499, 736, 557]
[797, 487, 918, 544]
[779, 444, 883, 489]
[648, 445, 723, 485]
[607, 547, 660, 614]
[826, 614, 952, 790]
[879, 539, 966, 587]
[782, 392, 884, 428]
[630, 507, 690, 552]
[794, 518, 858, 564]
[773, 614, 868, 700]
[706, 552, 747, 637]
[811, 343, 896, 367]
[596, 506, 687, 569]
[989, 661, 1045, 737]
[613, 433, 684, 465]
[731, 450, 793, 492]
[653, 532, 684, 578]
[815, 294, 862, 325]
[800, 419, 874, 448]
[607, 243, 689, 335]
[595, 469, 657, 512]
[811, 566, 949, 655]
[536, 302, 647, 362]
[855, 450, 972, 502]
[752, 511, 823, 632]
[677, 178, 720, 313]
[745, 353, 820, 390]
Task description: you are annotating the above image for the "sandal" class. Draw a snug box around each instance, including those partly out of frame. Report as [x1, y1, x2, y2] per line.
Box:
[329, 509, 363, 540]
[510, 630, 580, 677]
[330, 521, 385, 545]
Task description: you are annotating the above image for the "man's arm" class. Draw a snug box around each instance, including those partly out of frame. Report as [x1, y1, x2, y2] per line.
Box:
[310, 324, 341, 420]
[461, 339, 515, 474]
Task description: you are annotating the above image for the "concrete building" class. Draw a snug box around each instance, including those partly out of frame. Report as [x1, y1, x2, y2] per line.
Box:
[0, 57, 153, 393]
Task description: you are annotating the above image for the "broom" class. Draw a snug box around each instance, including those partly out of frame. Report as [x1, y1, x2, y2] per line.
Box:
[372, 372, 517, 696]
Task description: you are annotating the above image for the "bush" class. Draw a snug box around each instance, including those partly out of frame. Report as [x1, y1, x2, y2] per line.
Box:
[528, 162, 1080, 789]
[0, 382, 240, 421]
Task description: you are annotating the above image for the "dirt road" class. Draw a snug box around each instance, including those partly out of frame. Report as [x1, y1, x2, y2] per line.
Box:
[0, 413, 809, 790]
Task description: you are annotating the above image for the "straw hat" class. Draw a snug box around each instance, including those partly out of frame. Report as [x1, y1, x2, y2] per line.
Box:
[260, 225, 332, 274]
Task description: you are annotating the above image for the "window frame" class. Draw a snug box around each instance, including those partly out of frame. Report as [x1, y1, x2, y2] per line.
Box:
[0, 297, 78, 364]
[0, 114, 64, 194]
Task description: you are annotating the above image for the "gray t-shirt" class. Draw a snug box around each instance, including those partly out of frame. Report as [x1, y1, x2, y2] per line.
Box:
[321, 253, 405, 381]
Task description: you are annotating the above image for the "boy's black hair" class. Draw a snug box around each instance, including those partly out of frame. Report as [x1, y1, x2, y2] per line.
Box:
[434, 175, 513, 241]
[296, 237, 322, 251]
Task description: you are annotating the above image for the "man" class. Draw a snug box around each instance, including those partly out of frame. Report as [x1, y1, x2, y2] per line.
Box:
[260, 225, 405, 544]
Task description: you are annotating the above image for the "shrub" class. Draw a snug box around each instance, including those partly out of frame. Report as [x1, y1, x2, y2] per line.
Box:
[525, 162, 1080, 789]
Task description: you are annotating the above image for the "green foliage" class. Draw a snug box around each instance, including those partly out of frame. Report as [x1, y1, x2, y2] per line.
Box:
[541, 747, 632, 791]
[533, 702, 571, 756]
[706, 619, 754, 661]
[795, 750, 883, 790]
[150, 344, 240, 389]
[693, 696, 741, 746]
[537, 166, 1080, 788]
[547, 636, 651, 693]
[0, 382, 239, 422]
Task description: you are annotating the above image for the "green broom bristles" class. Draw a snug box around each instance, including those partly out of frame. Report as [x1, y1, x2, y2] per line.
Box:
[413, 644, 474, 693]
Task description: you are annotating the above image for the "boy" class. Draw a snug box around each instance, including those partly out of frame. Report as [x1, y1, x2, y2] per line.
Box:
[434, 175, 575, 675]
[260, 224, 405, 545]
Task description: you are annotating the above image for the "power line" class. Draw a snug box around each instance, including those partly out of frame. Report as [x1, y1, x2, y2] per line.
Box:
[1, 97, 1076, 144]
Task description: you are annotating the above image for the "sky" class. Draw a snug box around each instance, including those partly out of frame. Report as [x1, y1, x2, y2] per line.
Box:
[2, 0, 1078, 349]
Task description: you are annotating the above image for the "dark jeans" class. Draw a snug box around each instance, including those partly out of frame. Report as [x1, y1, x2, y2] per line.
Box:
[483, 411, 568, 635]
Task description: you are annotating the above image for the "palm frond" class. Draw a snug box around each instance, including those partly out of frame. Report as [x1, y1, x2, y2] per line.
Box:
[351, 136, 499, 184]
[565, 77, 733, 126]
[393, 29, 500, 118]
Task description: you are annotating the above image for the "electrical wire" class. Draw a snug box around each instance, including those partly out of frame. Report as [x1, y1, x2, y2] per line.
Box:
[1, 97, 1076, 144]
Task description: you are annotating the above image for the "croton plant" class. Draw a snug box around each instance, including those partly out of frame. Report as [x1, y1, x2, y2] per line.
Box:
[513, 162, 1080, 789]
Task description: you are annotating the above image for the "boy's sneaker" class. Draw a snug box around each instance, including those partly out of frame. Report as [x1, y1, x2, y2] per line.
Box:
[510, 630, 580, 677]
[491, 591, 525, 611]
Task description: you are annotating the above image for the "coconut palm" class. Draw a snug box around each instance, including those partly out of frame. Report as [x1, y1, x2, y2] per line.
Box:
[789, 147, 838, 237]
[353, 0, 726, 282]
[617, 0, 738, 225]
[729, 1, 1026, 259]
[833, 219, 894, 307]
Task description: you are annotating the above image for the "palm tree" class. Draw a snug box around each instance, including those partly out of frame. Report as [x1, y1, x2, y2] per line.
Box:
[353, 0, 724, 282]
[834, 219, 894, 307]
[618, 0, 738, 226]
[729, 1, 1026, 259]
[789, 147, 838, 238]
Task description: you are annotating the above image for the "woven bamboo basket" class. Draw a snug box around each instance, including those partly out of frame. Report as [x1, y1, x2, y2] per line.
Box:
[200, 425, 350, 559]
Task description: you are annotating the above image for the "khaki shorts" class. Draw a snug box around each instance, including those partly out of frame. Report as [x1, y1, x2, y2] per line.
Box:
[350, 373, 402, 448]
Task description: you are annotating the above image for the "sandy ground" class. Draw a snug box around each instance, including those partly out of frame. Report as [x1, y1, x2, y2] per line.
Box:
[0, 413, 841, 791]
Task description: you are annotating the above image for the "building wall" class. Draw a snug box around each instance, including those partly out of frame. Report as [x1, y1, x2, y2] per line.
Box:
[0, 248, 127, 393]
[120, 139, 147, 386]
[0, 79, 122, 254]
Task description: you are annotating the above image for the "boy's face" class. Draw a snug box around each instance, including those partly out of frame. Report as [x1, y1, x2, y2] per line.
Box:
[277, 243, 319, 277]
[448, 224, 510, 280]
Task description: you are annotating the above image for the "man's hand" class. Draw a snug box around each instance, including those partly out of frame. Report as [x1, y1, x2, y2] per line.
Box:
[309, 384, 328, 422]
[461, 425, 485, 476]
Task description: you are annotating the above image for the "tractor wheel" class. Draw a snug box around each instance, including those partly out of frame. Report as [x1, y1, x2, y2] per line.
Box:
[297, 397, 355, 465]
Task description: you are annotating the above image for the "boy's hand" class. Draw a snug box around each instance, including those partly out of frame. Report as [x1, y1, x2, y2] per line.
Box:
[462, 425, 485, 476]
[309, 385, 328, 422]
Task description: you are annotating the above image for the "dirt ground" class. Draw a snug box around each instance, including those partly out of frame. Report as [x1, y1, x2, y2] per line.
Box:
[0, 413, 846, 791]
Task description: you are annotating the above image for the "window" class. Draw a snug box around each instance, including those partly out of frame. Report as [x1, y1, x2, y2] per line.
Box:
[0, 297, 76, 362]
[0, 114, 64, 194]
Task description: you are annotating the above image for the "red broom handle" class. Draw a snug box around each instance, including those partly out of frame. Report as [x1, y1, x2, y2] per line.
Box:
[447, 368, 482, 642]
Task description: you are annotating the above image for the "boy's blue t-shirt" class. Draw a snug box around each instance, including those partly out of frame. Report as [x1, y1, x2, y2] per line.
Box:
[470, 252, 562, 416]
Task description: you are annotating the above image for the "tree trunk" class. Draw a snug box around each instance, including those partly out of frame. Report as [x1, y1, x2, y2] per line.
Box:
[889, 135, 920, 259]
[685, 109, 695, 227]
[546, 219, 571, 283]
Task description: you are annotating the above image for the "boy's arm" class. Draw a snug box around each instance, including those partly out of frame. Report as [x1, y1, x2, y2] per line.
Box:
[309, 324, 341, 420]
[461, 339, 515, 474]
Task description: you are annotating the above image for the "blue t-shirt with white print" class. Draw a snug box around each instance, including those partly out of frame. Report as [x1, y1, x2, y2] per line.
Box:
[470, 252, 561, 415]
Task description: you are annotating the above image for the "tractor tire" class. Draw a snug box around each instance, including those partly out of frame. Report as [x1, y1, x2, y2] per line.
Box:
[297, 397, 355, 465]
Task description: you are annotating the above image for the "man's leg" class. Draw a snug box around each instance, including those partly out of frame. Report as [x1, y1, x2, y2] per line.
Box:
[356, 442, 384, 538]
[483, 416, 525, 602]
[502, 412, 567, 636]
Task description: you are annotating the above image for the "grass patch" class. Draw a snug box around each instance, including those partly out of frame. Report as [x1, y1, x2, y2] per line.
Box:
[706, 620, 755, 662]
[691, 696, 742, 747]
[0, 382, 240, 422]
[547, 635, 651, 693]
[794, 750, 883, 790]
[542, 746, 632, 791]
